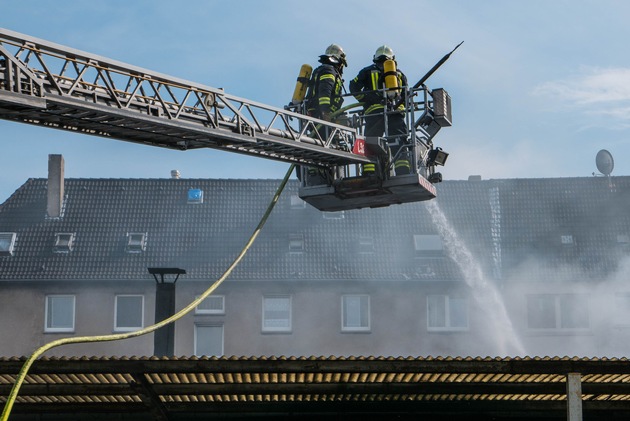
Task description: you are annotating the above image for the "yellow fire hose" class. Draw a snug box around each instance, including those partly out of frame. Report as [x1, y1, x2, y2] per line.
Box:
[0, 164, 295, 421]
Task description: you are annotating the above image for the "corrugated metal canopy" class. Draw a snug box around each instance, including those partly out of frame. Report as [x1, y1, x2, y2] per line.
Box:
[2, 356, 630, 420]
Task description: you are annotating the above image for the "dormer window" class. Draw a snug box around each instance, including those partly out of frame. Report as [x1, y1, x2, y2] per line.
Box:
[413, 234, 443, 257]
[290, 194, 305, 209]
[0, 232, 16, 256]
[288, 233, 305, 254]
[323, 211, 345, 220]
[358, 235, 375, 254]
[561, 235, 574, 246]
[126, 232, 147, 253]
[54, 233, 75, 253]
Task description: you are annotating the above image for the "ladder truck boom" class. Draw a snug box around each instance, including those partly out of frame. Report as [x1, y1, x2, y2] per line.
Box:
[0, 28, 457, 211]
[0, 28, 368, 168]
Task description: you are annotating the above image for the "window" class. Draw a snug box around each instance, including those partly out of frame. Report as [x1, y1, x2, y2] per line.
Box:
[358, 236, 375, 254]
[342, 295, 370, 332]
[0, 232, 16, 256]
[527, 294, 589, 330]
[195, 295, 225, 315]
[414, 234, 443, 257]
[290, 194, 305, 209]
[262, 296, 292, 333]
[126, 232, 147, 253]
[288, 233, 305, 254]
[187, 188, 204, 204]
[45, 295, 75, 332]
[53, 233, 75, 253]
[114, 295, 144, 332]
[323, 211, 345, 220]
[195, 324, 224, 356]
[561, 235, 574, 246]
[427, 295, 468, 331]
[614, 294, 630, 326]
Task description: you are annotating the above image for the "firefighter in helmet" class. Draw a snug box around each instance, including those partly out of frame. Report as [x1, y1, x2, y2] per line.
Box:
[298, 44, 347, 184]
[350, 45, 410, 176]
[305, 44, 347, 122]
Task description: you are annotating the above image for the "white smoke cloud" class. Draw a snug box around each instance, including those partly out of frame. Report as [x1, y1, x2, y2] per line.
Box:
[534, 67, 630, 104]
[533, 67, 630, 130]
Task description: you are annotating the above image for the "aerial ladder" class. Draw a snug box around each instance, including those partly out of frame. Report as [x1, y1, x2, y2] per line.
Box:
[0, 28, 454, 211]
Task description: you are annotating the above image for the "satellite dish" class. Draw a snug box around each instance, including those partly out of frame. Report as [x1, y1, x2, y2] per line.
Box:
[596, 149, 614, 176]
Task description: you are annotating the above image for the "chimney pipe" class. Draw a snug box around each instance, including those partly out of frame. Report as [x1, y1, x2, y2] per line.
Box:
[148, 268, 186, 357]
[47, 154, 64, 218]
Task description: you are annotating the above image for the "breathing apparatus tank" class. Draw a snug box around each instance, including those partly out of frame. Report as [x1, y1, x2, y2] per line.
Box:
[383, 59, 399, 99]
[291, 64, 313, 105]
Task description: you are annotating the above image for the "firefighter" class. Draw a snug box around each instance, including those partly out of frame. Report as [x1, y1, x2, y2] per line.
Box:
[305, 44, 347, 123]
[297, 44, 347, 184]
[350, 45, 410, 176]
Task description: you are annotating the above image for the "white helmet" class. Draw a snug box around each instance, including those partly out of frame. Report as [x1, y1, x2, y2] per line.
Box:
[322, 44, 347, 67]
[373, 45, 395, 62]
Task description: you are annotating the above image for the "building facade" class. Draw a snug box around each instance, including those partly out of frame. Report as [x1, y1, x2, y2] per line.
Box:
[1, 158, 630, 359]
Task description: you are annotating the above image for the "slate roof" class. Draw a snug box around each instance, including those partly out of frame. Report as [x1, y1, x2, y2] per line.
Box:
[1, 176, 629, 283]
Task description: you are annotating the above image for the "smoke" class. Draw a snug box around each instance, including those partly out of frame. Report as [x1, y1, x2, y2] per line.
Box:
[497, 251, 630, 358]
[427, 200, 526, 356]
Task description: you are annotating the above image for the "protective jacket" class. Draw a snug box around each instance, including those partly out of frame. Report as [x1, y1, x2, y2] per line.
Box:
[306, 63, 344, 119]
[349, 63, 407, 115]
[350, 62, 410, 176]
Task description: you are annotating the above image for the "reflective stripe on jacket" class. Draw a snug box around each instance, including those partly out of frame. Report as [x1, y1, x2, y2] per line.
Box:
[305, 64, 344, 117]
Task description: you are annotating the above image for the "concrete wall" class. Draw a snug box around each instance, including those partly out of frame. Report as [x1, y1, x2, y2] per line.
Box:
[2, 278, 626, 358]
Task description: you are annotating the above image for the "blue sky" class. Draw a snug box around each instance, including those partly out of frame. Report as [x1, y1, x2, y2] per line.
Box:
[2, 0, 630, 201]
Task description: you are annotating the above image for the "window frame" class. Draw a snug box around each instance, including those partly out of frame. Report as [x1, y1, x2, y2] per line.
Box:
[426, 294, 469, 332]
[194, 323, 224, 357]
[0, 232, 17, 256]
[614, 293, 630, 327]
[290, 194, 306, 209]
[44, 294, 76, 333]
[53, 232, 75, 253]
[357, 236, 375, 254]
[526, 293, 590, 332]
[262, 295, 292, 333]
[195, 295, 225, 315]
[288, 233, 305, 254]
[341, 294, 371, 333]
[413, 234, 444, 258]
[323, 211, 345, 220]
[126, 232, 147, 253]
[114, 294, 145, 332]
[187, 188, 204, 204]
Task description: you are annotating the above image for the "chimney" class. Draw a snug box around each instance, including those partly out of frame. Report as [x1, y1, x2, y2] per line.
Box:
[47, 154, 64, 218]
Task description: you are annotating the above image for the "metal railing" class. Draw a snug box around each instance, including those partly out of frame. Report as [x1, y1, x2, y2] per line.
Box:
[0, 28, 369, 168]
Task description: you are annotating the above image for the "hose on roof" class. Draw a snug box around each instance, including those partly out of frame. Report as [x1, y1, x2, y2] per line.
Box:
[0, 164, 296, 421]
